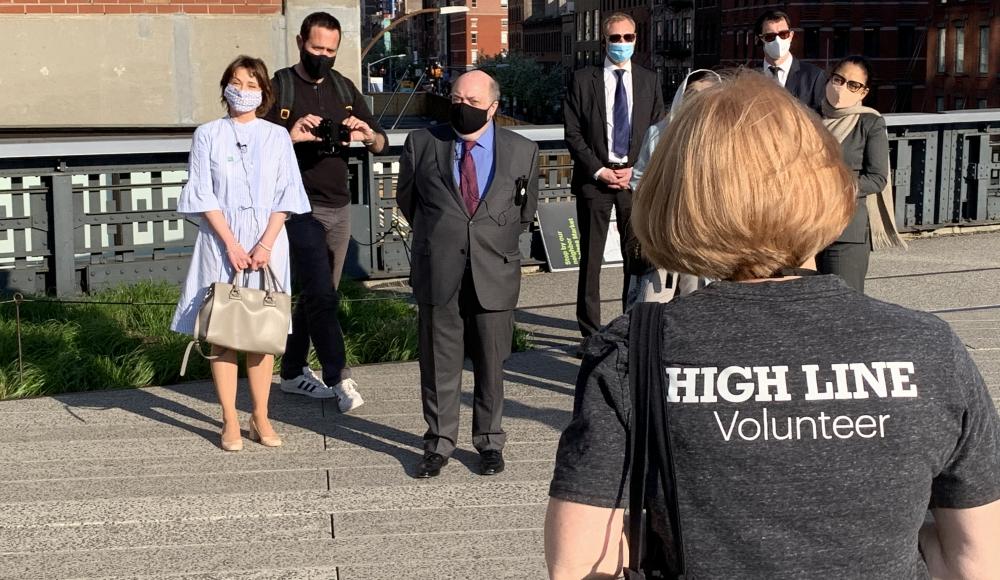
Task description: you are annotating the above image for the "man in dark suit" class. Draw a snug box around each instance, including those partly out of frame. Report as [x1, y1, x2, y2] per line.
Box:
[756, 9, 827, 114]
[397, 70, 540, 478]
[565, 12, 665, 344]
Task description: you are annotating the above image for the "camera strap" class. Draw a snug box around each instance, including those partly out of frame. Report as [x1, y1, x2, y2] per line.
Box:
[274, 66, 355, 124]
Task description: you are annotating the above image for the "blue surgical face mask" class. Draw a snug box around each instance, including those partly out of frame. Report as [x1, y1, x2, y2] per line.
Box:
[607, 42, 635, 64]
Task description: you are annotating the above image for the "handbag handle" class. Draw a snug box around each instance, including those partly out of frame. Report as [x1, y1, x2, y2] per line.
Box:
[227, 265, 283, 298]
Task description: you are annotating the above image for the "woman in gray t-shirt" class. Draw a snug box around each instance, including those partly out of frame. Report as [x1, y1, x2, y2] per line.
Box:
[544, 72, 1000, 579]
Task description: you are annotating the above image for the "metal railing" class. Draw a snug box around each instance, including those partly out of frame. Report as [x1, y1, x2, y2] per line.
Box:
[1, 112, 998, 296]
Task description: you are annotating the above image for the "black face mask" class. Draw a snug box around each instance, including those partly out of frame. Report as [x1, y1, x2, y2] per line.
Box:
[300, 48, 335, 80]
[449, 102, 492, 135]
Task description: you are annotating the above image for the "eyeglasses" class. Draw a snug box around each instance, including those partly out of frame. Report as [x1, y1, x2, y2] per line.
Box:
[758, 30, 792, 43]
[830, 73, 867, 93]
[607, 33, 637, 43]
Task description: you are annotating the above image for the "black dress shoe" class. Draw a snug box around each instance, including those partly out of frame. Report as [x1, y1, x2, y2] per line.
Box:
[414, 453, 448, 478]
[479, 450, 505, 475]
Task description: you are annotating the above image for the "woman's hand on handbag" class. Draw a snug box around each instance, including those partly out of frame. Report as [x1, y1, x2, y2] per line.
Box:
[249, 242, 271, 271]
[226, 243, 252, 272]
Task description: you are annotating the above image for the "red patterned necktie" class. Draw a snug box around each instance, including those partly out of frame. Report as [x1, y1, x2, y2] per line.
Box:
[460, 140, 480, 216]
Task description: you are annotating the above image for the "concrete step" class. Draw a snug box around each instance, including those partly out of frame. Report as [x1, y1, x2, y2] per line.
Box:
[0, 441, 561, 484]
[1, 504, 547, 556]
[0, 529, 545, 580]
[0, 460, 555, 504]
[0, 481, 551, 527]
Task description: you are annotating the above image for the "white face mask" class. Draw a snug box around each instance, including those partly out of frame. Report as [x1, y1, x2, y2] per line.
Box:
[763, 36, 792, 61]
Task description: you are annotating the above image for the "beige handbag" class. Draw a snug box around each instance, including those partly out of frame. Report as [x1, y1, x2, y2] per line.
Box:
[180, 265, 291, 375]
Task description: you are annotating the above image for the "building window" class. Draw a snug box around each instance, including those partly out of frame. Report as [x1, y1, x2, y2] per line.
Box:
[864, 27, 879, 58]
[471, 31, 478, 46]
[471, 49, 478, 64]
[937, 27, 947, 73]
[832, 26, 850, 58]
[804, 27, 820, 59]
[501, 18, 508, 28]
[955, 26, 965, 73]
[501, 0, 507, 5]
[979, 26, 989, 74]
[955, 97, 965, 110]
[735, 31, 743, 61]
[979, 98, 989, 109]
[502, 31, 508, 45]
[471, 18, 478, 29]
[593, 9, 600, 41]
[898, 25, 915, 60]
[936, 96, 945, 112]
[471, 0, 477, 7]
[584, 11, 591, 41]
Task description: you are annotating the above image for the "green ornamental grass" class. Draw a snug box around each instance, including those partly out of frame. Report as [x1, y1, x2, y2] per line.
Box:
[0, 281, 532, 400]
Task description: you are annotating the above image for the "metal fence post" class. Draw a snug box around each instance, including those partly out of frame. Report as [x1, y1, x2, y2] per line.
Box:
[47, 173, 76, 296]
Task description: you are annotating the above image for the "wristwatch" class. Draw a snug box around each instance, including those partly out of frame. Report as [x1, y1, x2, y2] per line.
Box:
[362, 130, 376, 146]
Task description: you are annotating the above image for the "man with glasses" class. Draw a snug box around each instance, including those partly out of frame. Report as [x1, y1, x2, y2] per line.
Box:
[756, 9, 826, 113]
[564, 12, 665, 351]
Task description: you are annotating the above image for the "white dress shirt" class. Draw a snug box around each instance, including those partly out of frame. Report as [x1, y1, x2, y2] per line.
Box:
[603, 56, 633, 166]
[763, 55, 794, 88]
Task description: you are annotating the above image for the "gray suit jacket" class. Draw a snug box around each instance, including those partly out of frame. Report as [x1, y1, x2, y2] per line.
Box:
[396, 123, 540, 311]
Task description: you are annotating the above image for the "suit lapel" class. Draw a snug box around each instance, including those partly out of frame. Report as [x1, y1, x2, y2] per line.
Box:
[479, 127, 503, 204]
[786, 58, 801, 92]
[435, 131, 465, 213]
[593, 67, 608, 153]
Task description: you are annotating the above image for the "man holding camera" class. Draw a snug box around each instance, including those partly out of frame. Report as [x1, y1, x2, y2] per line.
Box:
[265, 12, 387, 412]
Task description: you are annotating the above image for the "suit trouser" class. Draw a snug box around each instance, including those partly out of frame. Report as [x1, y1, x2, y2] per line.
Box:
[418, 268, 513, 458]
[576, 190, 632, 338]
[818, 238, 871, 294]
[280, 213, 352, 386]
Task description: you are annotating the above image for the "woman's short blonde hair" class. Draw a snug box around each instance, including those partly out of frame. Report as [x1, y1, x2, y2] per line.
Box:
[633, 71, 856, 281]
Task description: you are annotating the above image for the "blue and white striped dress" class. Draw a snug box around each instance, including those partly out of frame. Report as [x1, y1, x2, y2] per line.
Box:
[170, 117, 311, 336]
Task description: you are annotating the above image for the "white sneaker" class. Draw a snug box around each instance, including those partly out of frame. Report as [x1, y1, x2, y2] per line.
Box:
[332, 378, 364, 413]
[280, 367, 336, 399]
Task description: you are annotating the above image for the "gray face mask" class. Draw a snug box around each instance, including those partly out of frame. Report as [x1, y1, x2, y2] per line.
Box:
[224, 85, 263, 113]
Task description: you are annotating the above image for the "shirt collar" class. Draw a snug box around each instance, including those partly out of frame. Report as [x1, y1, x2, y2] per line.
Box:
[456, 120, 495, 152]
[763, 55, 794, 74]
[604, 56, 632, 73]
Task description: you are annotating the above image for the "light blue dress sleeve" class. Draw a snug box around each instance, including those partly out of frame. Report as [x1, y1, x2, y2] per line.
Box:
[271, 129, 312, 215]
[630, 121, 665, 192]
[177, 125, 221, 216]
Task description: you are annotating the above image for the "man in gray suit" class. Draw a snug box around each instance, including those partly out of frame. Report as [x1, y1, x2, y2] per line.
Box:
[397, 70, 540, 478]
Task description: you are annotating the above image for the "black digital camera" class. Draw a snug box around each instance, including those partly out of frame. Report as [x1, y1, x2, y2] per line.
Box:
[313, 119, 351, 155]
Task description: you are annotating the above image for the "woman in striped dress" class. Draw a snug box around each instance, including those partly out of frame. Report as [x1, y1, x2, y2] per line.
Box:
[170, 56, 311, 451]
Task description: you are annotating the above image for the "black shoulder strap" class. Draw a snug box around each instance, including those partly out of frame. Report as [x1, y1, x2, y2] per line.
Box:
[275, 67, 296, 123]
[327, 68, 355, 115]
[627, 302, 686, 579]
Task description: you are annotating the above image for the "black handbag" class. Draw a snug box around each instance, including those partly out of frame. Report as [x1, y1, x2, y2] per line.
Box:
[625, 302, 687, 579]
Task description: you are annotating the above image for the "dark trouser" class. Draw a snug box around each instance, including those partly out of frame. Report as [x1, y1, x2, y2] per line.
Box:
[418, 268, 513, 458]
[576, 190, 632, 338]
[818, 239, 871, 294]
[280, 212, 352, 386]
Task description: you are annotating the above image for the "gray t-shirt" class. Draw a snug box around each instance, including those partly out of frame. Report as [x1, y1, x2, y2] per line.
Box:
[550, 275, 1000, 578]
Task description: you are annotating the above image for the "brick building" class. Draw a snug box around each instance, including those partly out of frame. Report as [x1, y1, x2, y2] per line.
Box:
[446, 0, 509, 69]
[927, 0, 999, 111]
[707, 1, 930, 113]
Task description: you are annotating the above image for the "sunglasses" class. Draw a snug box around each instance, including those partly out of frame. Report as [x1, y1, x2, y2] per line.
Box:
[607, 33, 637, 43]
[830, 73, 867, 93]
[759, 30, 792, 43]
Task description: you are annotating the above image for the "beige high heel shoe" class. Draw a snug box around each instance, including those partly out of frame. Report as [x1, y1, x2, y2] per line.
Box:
[248, 417, 282, 447]
[220, 423, 243, 452]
